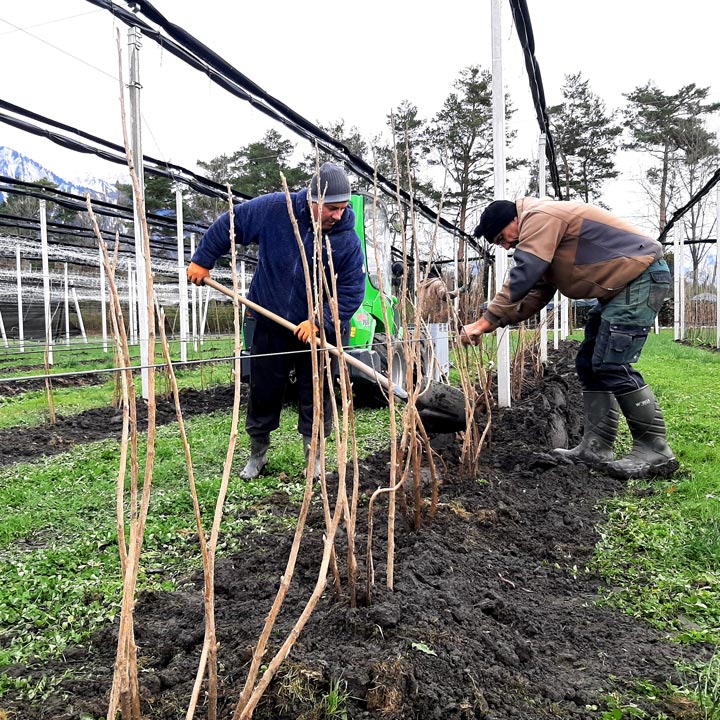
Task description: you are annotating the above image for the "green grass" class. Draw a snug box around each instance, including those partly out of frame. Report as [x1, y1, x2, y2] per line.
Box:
[0, 400, 391, 679]
[587, 331, 720, 644]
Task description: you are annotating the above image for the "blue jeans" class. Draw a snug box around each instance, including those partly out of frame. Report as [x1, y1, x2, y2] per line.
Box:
[575, 258, 671, 395]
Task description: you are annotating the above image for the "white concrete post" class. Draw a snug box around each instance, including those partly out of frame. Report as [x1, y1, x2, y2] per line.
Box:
[71, 283, 88, 343]
[0, 309, 7, 347]
[176, 186, 189, 362]
[538, 132, 548, 362]
[16, 244, 24, 351]
[99, 246, 108, 352]
[190, 233, 198, 351]
[40, 200, 53, 365]
[128, 25, 150, 398]
[64, 263, 71, 346]
[491, 0, 511, 408]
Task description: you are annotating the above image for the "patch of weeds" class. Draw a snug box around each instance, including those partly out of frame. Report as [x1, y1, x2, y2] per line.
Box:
[0, 670, 71, 703]
[599, 675, 698, 720]
[676, 651, 720, 719]
[319, 677, 349, 720]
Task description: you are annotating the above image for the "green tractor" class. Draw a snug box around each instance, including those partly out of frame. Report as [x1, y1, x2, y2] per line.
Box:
[344, 193, 409, 396]
[240, 193, 413, 397]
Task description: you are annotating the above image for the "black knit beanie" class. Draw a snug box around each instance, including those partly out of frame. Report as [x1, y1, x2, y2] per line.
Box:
[474, 200, 517, 242]
[308, 163, 351, 203]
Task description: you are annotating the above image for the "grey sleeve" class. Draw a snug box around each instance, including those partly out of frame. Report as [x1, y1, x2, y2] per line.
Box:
[506, 249, 550, 302]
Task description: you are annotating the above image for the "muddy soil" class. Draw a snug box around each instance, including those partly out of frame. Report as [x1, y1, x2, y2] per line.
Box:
[1, 343, 708, 719]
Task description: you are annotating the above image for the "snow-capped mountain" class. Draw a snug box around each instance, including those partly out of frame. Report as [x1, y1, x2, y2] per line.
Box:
[0, 147, 120, 201]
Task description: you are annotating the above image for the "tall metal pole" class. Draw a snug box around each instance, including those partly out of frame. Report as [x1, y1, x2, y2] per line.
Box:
[673, 227, 681, 341]
[716, 183, 719, 349]
[491, 0, 511, 408]
[560, 295, 570, 339]
[128, 261, 136, 344]
[190, 233, 198, 351]
[128, 25, 150, 398]
[71, 283, 88, 343]
[40, 200, 53, 366]
[16, 244, 24, 352]
[64, 263, 71, 345]
[99, 246, 108, 352]
[679, 220, 686, 341]
[537, 133, 548, 362]
[176, 186, 189, 362]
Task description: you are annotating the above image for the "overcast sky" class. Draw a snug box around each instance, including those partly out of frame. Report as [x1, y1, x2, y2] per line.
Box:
[2, 0, 719, 229]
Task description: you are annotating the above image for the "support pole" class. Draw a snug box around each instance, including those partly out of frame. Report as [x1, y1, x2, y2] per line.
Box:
[0, 308, 7, 348]
[537, 132, 548, 363]
[491, 0, 511, 408]
[453, 236, 460, 315]
[16, 244, 24, 352]
[200, 285, 210, 345]
[40, 200, 53, 366]
[128, 261, 136, 344]
[680, 223, 686, 341]
[64, 263, 71, 346]
[71, 283, 88, 343]
[190, 233, 198, 351]
[716, 183, 719, 349]
[99, 246, 108, 352]
[128, 25, 150, 399]
[673, 227, 681, 341]
[561, 295, 570, 339]
[176, 186, 189, 362]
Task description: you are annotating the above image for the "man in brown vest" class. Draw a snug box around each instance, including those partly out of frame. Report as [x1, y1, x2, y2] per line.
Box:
[461, 197, 678, 480]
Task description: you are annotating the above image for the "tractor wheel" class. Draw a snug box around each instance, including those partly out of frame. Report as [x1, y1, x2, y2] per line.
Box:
[366, 333, 406, 405]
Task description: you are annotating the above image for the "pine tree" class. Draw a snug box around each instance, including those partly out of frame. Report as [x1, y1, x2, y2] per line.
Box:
[548, 72, 621, 204]
[623, 82, 720, 231]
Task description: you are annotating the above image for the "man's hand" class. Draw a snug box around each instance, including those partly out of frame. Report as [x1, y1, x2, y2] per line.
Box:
[460, 317, 494, 346]
[294, 319, 320, 343]
[187, 262, 210, 286]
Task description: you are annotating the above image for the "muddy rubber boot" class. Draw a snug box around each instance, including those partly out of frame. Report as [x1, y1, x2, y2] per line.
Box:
[240, 434, 270, 480]
[605, 386, 679, 479]
[302, 435, 322, 479]
[552, 391, 619, 467]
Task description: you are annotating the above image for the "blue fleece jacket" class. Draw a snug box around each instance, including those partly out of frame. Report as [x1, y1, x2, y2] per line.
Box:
[191, 188, 366, 338]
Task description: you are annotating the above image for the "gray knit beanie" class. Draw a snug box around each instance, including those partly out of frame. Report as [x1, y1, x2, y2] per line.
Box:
[308, 162, 351, 203]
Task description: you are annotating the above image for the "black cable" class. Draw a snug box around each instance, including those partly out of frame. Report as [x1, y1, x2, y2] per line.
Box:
[658, 167, 720, 243]
[0, 100, 253, 204]
[83, 0, 486, 257]
[0, 175, 210, 234]
[508, 0, 563, 200]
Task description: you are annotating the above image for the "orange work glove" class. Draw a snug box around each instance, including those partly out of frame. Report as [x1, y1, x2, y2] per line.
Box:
[187, 262, 210, 286]
[294, 319, 319, 343]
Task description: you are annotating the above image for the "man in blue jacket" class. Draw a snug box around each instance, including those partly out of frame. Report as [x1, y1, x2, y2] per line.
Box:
[187, 163, 366, 479]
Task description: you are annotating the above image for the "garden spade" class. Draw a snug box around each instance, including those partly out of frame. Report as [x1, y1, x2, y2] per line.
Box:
[202, 277, 468, 432]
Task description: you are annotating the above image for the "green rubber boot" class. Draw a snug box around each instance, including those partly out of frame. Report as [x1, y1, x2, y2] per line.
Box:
[606, 386, 679, 479]
[240, 434, 270, 480]
[553, 391, 619, 467]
